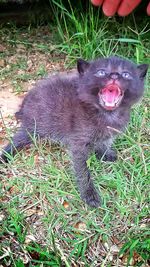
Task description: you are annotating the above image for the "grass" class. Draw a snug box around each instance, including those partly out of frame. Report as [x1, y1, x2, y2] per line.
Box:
[0, 1, 150, 266]
[50, 0, 150, 65]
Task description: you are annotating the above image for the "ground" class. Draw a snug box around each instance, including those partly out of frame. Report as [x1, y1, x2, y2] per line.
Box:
[0, 16, 150, 267]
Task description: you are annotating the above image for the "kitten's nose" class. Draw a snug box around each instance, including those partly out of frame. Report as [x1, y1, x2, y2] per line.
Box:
[110, 72, 119, 80]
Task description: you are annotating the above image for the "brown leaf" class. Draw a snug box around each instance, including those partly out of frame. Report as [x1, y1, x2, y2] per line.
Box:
[112, 236, 120, 245]
[63, 200, 69, 209]
[0, 59, 5, 67]
[9, 185, 19, 194]
[25, 208, 37, 217]
[34, 153, 40, 165]
[133, 251, 143, 265]
[25, 234, 36, 244]
[74, 221, 87, 231]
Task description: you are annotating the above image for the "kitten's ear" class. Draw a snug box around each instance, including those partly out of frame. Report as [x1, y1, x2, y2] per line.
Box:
[77, 59, 90, 75]
[137, 64, 149, 80]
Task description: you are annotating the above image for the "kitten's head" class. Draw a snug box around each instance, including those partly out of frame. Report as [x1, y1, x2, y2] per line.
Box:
[77, 56, 148, 111]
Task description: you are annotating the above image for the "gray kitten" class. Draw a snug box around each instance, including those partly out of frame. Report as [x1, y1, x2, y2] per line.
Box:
[0, 56, 148, 207]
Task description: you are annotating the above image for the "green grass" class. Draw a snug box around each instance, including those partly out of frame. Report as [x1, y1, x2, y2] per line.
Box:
[51, 0, 150, 65]
[0, 2, 150, 266]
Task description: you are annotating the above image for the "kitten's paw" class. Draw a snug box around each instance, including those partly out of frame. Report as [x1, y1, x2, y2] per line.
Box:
[103, 149, 117, 162]
[82, 186, 101, 208]
[96, 149, 117, 162]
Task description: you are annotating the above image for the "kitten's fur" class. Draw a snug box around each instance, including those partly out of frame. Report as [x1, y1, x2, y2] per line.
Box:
[0, 56, 148, 207]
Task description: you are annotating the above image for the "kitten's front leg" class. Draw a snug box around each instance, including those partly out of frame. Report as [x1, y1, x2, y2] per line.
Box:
[71, 144, 101, 208]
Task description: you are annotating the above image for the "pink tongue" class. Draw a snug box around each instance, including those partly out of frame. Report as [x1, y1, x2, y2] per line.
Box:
[101, 85, 120, 104]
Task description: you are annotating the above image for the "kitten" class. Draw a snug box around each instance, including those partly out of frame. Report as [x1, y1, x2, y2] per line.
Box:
[0, 56, 148, 207]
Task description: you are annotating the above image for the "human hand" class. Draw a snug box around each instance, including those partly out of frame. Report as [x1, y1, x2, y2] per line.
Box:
[147, 1, 150, 15]
[91, 0, 150, 16]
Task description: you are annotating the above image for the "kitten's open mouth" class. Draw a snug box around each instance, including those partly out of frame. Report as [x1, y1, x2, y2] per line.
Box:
[99, 84, 123, 111]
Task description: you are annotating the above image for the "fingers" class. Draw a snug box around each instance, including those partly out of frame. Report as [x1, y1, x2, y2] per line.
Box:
[91, 0, 149, 17]
[91, 0, 104, 6]
[147, 2, 150, 15]
[102, 0, 122, 16]
[118, 0, 142, 16]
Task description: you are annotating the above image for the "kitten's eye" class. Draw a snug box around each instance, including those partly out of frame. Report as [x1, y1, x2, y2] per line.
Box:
[95, 70, 106, 77]
[122, 72, 132, 79]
